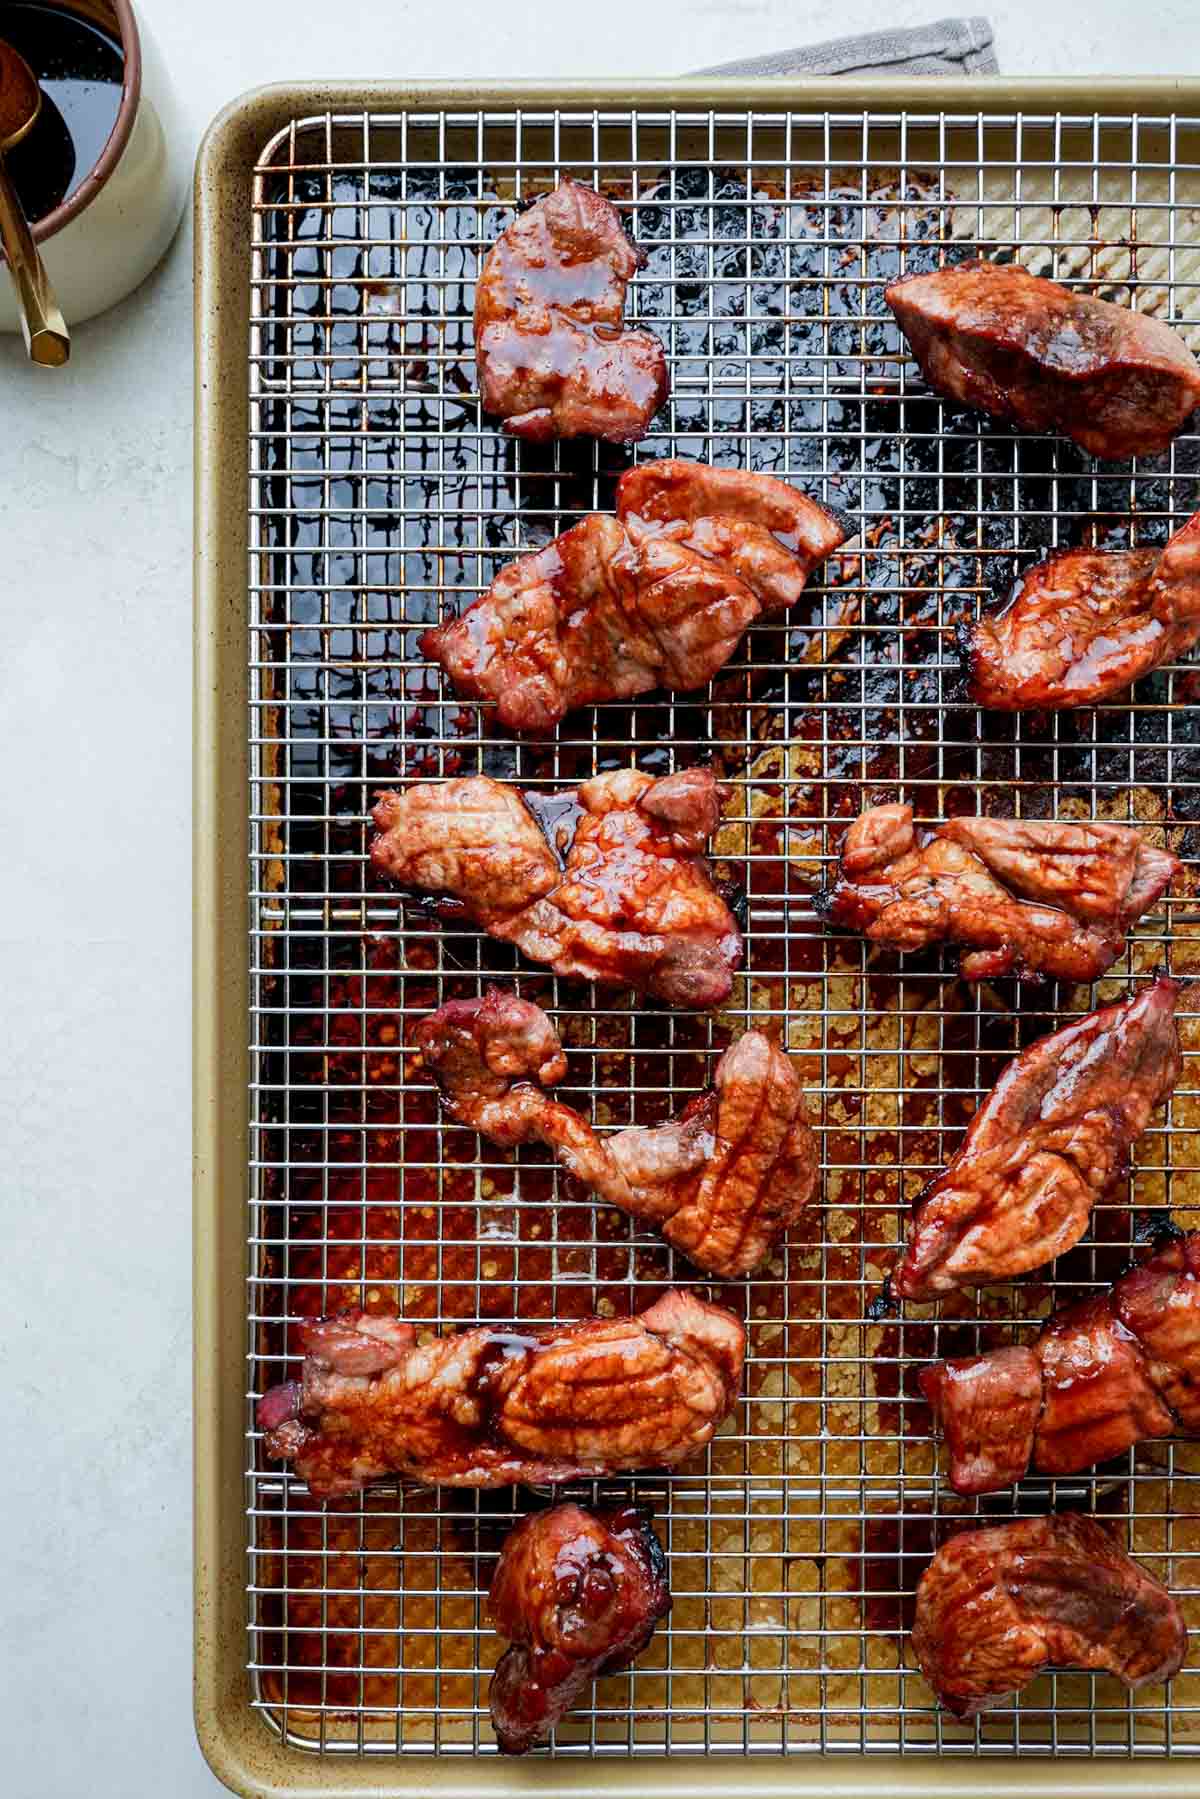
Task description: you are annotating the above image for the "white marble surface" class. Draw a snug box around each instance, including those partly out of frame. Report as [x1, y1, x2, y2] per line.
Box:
[4, 2, 1199, 1793]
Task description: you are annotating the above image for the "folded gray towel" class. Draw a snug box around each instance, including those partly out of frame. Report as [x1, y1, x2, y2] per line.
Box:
[694, 15, 997, 77]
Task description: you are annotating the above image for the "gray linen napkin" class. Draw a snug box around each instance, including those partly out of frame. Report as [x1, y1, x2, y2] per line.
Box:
[694, 15, 997, 77]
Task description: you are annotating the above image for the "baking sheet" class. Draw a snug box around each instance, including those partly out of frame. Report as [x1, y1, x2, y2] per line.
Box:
[196, 78, 1200, 1799]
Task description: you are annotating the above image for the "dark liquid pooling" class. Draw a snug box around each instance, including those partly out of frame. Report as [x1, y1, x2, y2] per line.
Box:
[3, 4, 124, 225]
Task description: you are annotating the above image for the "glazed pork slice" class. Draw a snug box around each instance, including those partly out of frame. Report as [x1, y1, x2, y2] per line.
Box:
[886, 259, 1200, 459]
[416, 987, 819, 1278]
[420, 461, 844, 734]
[370, 767, 743, 1010]
[918, 1346, 1045, 1497]
[616, 461, 847, 613]
[474, 177, 668, 443]
[912, 1513, 1187, 1718]
[962, 510, 1200, 711]
[814, 801, 1177, 983]
[488, 1502, 671, 1753]
[893, 978, 1181, 1300]
[921, 1231, 1200, 1495]
[258, 1290, 746, 1499]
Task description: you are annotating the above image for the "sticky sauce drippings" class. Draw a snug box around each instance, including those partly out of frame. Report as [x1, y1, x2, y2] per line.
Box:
[465, 1328, 542, 1444]
[522, 789, 584, 865]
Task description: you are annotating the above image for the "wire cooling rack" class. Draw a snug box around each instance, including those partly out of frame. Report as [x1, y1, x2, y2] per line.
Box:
[245, 105, 1200, 1759]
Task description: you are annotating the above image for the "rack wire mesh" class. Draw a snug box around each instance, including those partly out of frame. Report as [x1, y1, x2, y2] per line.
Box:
[245, 104, 1200, 1759]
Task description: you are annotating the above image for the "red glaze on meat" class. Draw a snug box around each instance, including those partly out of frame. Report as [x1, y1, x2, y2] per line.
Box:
[258, 1290, 746, 1499]
[474, 177, 668, 443]
[815, 801, 1177, 983]
[420, 461, 844, 734]
[416, 987, 819, 1278]
[912, 1512, 1187, 1717]
[886, 259, 1200, 459]
[616, 461, 846, 613]
[893, 979, 1181, 1299]
[487, 1502, 670, 1753]
[919, 1349, 1044, 1497]
[963, 511, 1200, 710]
[921, 1231, 1200, 1495]
[370, 767, 743, 1010]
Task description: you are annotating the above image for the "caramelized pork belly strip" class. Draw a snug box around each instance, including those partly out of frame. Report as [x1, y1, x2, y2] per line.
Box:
[913, 1512, 1187, 1718]
[894, 978, 1181, 1300]
[474, 177, 668, 443]
[963, 510, 1200, 711]
[886, 259, 1200, 459]
[415, 987, 818, 1278]
[258, 1290, 746, 1500]
[814, 801, 1177, 983]
[488, 1502, 670, 1754]
[370, 766, 742, 1010]
[420, 460, 844, 734]
[921, 1230, 1200, 1495]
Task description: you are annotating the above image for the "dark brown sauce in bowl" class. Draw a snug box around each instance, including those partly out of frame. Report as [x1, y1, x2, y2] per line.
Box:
[2, 2, 123, 225]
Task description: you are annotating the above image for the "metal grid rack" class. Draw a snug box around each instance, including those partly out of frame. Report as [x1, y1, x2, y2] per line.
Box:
[245, 104, 1200, 1759]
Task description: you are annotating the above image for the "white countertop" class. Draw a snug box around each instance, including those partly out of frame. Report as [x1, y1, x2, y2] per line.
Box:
[4, 1, 1198, 1792]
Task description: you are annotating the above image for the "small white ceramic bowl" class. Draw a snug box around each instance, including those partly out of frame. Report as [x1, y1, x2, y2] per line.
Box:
[0, 0, 187, 333]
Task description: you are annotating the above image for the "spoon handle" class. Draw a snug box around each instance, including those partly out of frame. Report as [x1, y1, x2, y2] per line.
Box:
[0, 153, 68, 367]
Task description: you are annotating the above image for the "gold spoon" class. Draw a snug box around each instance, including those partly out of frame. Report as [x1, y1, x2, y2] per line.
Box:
[0, 39, 69, 366]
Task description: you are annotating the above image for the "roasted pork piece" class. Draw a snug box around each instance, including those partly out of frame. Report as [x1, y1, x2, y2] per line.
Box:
[258, 1290, 745, 1499]
[420, 461, 845, 734]
[964, 507, 1200, 716]
[893, 978, 1181, 1300]
[886, 259, 1200, 460]
[416, 987, 818, 1278]
[912, 1512, 1187, 1717]
[370, 766, 743, 1009]
[962, 510, 1200, 710]
[922, 1231, 1200, 1495]
[488, 1502, 671, 1753]
[474, 177, 668, 443]
[814, 802, 1177, 983]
